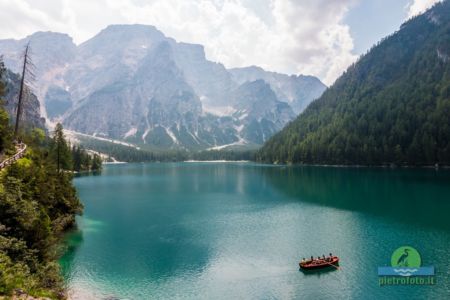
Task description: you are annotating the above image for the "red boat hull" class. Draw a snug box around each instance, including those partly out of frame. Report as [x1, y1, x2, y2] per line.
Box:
[299, 256, 339, 270]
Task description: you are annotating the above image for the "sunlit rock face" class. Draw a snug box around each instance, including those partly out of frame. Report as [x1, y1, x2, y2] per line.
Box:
[0, 25, 326, 150]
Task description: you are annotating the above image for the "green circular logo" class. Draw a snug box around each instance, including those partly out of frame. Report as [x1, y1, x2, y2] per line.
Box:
[391, 246, 421, 268]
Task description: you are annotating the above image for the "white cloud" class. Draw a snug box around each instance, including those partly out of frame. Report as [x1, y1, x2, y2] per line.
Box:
[0, 0, 359, 85]
[406, 0, 441, 18]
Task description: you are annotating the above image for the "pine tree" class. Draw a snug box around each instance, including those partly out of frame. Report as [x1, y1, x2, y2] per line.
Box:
[91, 153, 102, 171]
[72, 145, 82, 172]
[14, 43, 34, 139]
[51, 123, 72, 172]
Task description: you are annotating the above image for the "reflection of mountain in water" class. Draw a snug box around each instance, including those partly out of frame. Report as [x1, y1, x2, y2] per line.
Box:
[263, 166, 450, 231]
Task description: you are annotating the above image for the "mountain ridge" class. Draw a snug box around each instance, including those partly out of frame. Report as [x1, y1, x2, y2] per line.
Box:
[0, 24, 326, 150]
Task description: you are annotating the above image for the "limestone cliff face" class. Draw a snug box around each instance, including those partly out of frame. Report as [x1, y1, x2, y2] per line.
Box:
[0, 25, 326, 150]
[229, 66, 326, 114]
[3, 70, 45, 131]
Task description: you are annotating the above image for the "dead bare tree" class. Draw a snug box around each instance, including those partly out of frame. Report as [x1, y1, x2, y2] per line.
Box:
[14, 42, 35, 140]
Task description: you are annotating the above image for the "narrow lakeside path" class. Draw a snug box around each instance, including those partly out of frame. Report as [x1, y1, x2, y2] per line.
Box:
[0, 143, 27, 170]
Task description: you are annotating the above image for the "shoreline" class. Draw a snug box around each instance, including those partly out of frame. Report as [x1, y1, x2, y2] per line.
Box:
[100, 160, 449, 169]
[103, 161, 127, 165]
[184, 160, 250, 163]
[265, 162, 450, 169]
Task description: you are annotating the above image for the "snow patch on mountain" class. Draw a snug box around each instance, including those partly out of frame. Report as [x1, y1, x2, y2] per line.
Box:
[124, 127, 137, 138]
[165, 127, 179, 144]
[203, 105, 236, 116]
[207, 137, 248, 151]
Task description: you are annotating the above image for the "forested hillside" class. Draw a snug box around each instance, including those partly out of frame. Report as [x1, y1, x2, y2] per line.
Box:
[0, 60, 93, 298]
[78, 135, 255, 162]
[258, 1, 450, 165]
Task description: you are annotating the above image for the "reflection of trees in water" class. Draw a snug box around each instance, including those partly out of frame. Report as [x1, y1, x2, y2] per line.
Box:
[59, 229, 84, 277]
[263, 166, 450, 231]
[74, 170, 102, 178]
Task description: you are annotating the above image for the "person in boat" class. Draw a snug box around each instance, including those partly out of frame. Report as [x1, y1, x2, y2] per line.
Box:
[322, 254, 326, 260]
[311, 256, 314, 262]
[324, 253, 332, 262]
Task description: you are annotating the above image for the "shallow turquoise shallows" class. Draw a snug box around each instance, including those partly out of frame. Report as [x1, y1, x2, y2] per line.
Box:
[60, 163, 450, 299]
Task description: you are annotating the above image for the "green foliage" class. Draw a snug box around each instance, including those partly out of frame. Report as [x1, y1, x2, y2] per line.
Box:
[50, 123, 72, 172]
[78, 136, 255, 162]
[70, 145, 102, 172]
[258, 1, 450, 166]
[0, 109, 11, 154]
[191, 150, 256, 161]
[80, 137, 190, 162]
[29, 128, 46, 146]
[0, 113, 82, 298]
[0, 251, 33, 295]
[91, 154, 102, 171]
[0, 58, 12, 154]
[47, 123, 103, 173]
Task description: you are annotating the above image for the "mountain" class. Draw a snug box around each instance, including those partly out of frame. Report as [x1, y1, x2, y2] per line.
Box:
[258, 1, 450, 165]
[0, 32, 76, 114]
[230, 80, 295, 144]
[229, 66, 326, 114]
[2, 69, 45, 131]
[0, 25, 325, 150]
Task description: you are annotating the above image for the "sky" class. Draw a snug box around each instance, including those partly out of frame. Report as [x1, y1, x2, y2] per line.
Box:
[0, 0, 442, 85]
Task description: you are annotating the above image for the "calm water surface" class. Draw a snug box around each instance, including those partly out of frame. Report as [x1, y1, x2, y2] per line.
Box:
[60, 163, 450, 299]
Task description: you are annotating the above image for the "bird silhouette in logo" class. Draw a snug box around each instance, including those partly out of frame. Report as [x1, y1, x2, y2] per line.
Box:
[396, 248, 410, 267]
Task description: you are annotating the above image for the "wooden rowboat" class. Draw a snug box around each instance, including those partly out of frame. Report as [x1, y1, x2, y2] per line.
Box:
[299, 256, 339, 270]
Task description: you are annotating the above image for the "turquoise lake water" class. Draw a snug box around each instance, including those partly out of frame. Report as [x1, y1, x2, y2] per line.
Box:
[60, 163, 450, 299]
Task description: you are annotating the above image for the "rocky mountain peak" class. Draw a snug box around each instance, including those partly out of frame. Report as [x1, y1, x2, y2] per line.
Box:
[95, 24, 162, 41]
[0, 25, 326, 150]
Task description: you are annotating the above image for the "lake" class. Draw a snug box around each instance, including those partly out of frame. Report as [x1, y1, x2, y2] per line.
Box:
[60, 163, 450, 299]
